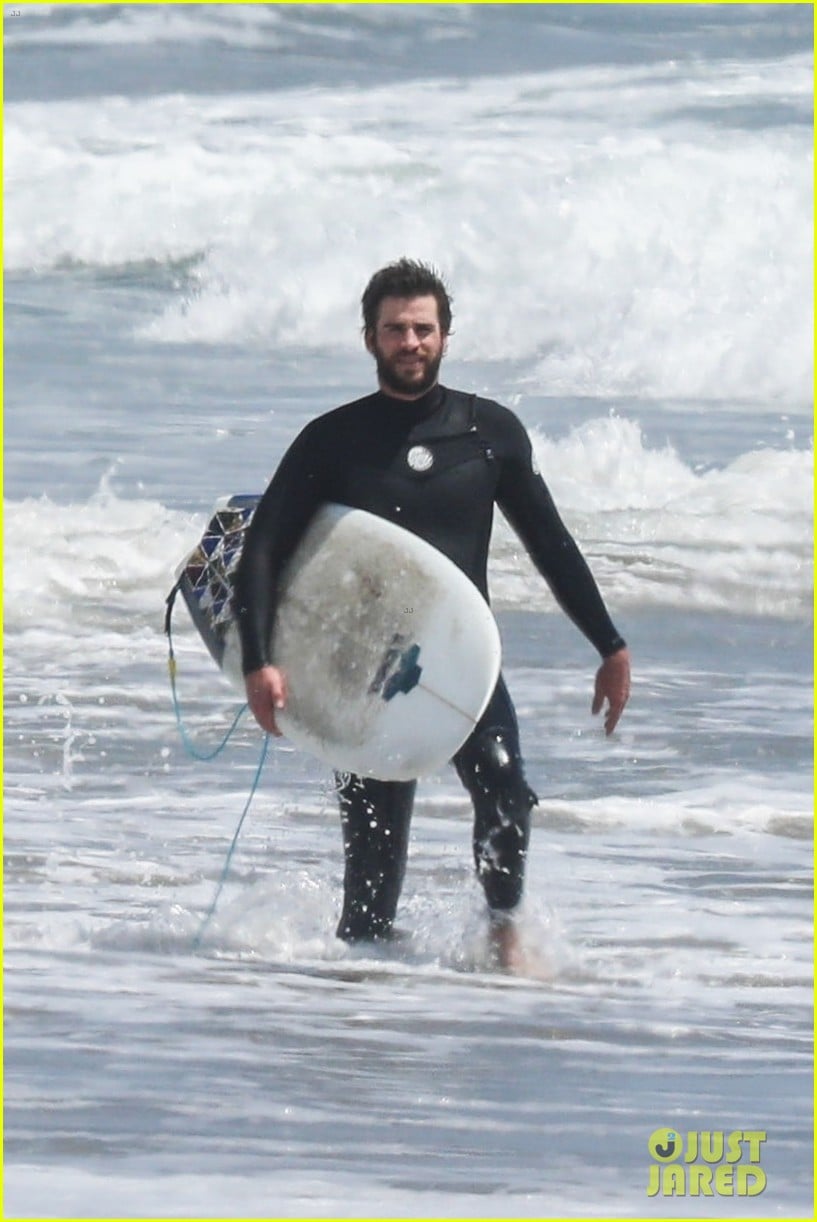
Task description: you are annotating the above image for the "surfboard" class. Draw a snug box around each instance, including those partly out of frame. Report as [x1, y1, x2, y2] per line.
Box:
[172, 497, 502, 781]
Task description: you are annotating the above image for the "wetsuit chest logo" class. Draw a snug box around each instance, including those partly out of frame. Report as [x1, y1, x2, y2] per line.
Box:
[406, 445, 434, 472]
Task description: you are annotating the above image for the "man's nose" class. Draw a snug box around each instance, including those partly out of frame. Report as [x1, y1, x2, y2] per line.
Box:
[400, 328, 421, 348]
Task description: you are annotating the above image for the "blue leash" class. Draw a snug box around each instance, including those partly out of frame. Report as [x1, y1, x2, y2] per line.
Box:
[191, 731, 270, 952]
[165, 588, 270, 950]
[168, 652, 249, 761]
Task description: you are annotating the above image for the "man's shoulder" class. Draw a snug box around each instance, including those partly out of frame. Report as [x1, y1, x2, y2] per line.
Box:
[437, 385, 511, 420]
[291, 393, 379, 449]
[308, 392, 380, 431]
[456, 391, 535, 466]
[468, 391, 526, 436]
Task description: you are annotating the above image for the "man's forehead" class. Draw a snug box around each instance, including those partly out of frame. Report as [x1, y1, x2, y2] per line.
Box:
[376, 294, 440, 325]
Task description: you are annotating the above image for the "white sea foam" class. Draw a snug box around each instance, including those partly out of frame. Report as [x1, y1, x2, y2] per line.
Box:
[3, 478, 200, 632]
[1, 1161, 701, 1221]
[524, 417, 813, 617]
[5, 54, 812, 403]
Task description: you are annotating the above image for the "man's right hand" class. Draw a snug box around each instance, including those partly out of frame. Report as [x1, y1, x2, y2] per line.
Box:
[244, 665, 288, 736]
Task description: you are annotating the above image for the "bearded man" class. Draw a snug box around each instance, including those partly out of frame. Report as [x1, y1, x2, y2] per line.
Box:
[234, 258, 630, 966]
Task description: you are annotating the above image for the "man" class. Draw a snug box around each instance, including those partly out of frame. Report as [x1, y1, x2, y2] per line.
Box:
[234, 259, 630, 966]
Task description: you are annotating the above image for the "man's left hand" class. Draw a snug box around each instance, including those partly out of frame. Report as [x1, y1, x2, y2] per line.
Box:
[592, 647, 631, 735]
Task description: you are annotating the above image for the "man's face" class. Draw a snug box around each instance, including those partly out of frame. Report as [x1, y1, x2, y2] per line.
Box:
[365, 294, 447, 399]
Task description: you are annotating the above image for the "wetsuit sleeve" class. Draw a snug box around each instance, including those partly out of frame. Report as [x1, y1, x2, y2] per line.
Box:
[494, 411, 626, 658]
[233, 421, 328, 674]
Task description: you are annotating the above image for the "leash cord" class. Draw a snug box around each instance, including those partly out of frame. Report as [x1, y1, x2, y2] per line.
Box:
[191, 731, 270, 952]
[164, 579, 270, 950]
[165, 588, 248, 761]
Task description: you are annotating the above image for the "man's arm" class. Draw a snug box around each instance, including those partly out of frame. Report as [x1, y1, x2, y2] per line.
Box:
[493, 407, 630, 732]
[233, 421, 326, 730]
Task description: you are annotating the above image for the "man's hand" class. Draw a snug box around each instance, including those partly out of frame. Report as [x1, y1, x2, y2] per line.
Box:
[592, 647, 631, 736]
[244, 665, 288, 736]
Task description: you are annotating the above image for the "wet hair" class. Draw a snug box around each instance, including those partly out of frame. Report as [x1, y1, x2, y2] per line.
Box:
[361, 258, 453, 336]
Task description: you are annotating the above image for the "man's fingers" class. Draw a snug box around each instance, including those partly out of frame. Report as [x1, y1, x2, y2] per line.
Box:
[249, 692, 281, 736]
[604, 699, 625, 736]
[245, 666, 287, 736]
[591, 682, 604, 716]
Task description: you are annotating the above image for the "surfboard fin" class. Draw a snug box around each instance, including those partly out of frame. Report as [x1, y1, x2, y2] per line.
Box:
[382, 643, 423, 701]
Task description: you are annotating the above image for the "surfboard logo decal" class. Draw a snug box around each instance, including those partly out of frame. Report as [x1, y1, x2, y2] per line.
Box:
[369, 634, 423, 701]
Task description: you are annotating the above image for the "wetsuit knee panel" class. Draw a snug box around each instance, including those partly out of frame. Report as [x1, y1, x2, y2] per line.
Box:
[458, 728, 538, 817]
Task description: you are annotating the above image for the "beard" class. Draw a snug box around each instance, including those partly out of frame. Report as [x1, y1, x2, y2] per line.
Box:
[373, 345, 444, 398]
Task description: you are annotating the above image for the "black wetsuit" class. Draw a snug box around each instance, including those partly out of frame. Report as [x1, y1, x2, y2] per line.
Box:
[235, 384, 625, 940]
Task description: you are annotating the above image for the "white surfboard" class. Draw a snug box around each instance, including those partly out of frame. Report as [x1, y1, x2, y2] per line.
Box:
[173, 499, 501, 781]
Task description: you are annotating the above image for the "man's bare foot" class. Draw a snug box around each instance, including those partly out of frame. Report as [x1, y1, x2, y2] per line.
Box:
[488, 915, 525, 972]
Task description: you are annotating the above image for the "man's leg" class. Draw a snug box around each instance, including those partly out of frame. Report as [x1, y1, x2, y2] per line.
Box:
[335, 773, 416, 942]
[452, 679, 538, 938]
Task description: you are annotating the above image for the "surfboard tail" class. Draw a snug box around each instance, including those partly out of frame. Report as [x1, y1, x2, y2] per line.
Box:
[168, 495, 260, 667]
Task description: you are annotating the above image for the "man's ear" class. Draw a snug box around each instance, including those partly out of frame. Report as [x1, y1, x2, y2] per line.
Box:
[363, 328, 375, 354]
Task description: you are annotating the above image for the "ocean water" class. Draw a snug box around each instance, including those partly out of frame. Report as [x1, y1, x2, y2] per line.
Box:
[3, 4, 813, 1218]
